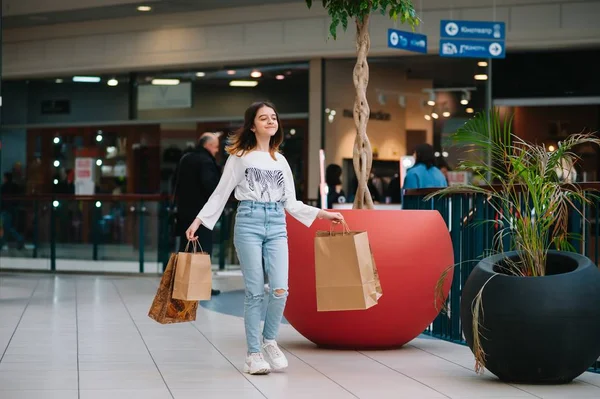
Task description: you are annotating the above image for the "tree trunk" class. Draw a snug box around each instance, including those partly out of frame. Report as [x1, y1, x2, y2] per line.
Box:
[352, 12, 374, 209]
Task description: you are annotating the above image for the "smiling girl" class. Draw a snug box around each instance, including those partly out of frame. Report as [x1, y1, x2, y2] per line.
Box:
[186, 101, 343, 375]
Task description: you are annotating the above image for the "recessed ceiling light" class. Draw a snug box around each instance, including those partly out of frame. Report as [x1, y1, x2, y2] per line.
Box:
[276, 75, 285, 80]
[250, 71, 262, 78]
[227, 70, 236, 75]
[443, 111, 451, 117]
[229, 80, 258, 87]
[55, 78, 64, 84]
[151, 79, 180, 86]
[478, 61, 488, 67]
[196, 72, 206, 77]
[466, 107, 474, 113]
[107, 78, 118, 87]
[137, 5, 152, 12]
[424, 115, 432, 121]
[73, 76, 101, 83]
[474, 74, 488, 81]
[460, 99, 469, 105]
[431, 112, 439, 119]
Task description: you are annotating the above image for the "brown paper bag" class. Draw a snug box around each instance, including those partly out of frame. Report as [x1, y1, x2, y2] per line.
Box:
[172, 241, 212, 301]
[148, 253, 199, 324]
[314, 222, 383, 312]
[371, 250, 383, 301]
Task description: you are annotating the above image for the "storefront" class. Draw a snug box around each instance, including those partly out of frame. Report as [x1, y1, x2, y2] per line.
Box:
[322, 55, 489, 204]
[0, 61, 310, 198]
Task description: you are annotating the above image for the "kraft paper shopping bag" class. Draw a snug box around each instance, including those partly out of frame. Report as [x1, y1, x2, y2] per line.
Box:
[172, 241, 212, 301]
[148, 253, 199, 324]
[314, 221, 382, 311]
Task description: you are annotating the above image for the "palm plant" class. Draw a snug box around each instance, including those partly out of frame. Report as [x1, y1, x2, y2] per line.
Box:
[427, 108, 600, 372]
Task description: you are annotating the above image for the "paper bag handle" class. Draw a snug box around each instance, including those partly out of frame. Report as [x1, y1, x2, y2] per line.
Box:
[329, 220, 351, 235]
[184, 240, 205, 253]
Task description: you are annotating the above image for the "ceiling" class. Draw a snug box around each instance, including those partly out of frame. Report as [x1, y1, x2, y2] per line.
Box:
[29, 61, 310, 88]
[3, 0, 304, 29]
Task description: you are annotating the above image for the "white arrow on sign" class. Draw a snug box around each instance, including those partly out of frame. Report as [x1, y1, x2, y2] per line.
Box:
[445, 22, 459, 36]
[489, 42, 503, 57]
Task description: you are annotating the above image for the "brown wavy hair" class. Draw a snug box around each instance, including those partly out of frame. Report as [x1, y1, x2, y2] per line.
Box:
[226, 101, 284, 160]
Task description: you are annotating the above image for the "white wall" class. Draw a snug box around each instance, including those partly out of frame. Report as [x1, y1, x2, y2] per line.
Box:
[4, 0, 600, 78]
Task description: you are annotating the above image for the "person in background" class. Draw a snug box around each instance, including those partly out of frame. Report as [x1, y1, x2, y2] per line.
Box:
[385, 174, 401, 204]
[174, 132, 222, 296]
[318, 164, 346, 209]
[435, 157, 451, 185]
[403, 143, 448, 189]
[11, 162, 25, 190]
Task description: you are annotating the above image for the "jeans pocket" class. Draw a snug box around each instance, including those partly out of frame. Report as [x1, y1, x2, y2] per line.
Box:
[236, 206, 252, 218]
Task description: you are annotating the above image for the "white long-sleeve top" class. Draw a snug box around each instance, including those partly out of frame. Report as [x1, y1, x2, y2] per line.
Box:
[196, 151, 320, 230]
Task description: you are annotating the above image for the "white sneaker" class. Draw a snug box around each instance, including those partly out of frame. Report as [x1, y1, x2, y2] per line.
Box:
[262, 340, 288, 370]
[243, 352, 271, 375]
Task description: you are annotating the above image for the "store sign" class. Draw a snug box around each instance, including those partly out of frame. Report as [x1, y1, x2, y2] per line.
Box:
[447, 171, 471, 186]
[440, 20, 505, 40]
[387, 28, 427, 54]
[440, 20, 506, 59]
[440, 39, 505, 59]
[75, 157, 95, 195]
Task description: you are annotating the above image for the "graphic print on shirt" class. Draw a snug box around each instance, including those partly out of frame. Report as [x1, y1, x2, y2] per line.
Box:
[244, 168, 286, 202]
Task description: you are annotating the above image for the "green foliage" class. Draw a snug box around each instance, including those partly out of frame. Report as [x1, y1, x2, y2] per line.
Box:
[427, 109, 600, 277]
[306, 0, 420, 39]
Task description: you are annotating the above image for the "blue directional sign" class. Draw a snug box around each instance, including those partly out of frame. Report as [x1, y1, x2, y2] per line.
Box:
[439, 39, 505, 59]
[441, 20, 505, 40]
[387, 29, 427, 54]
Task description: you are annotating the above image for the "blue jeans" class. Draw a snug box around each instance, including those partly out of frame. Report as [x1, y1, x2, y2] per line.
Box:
[234, 201, 289, 354]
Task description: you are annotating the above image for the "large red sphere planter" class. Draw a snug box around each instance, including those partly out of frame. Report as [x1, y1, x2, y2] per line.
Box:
[285, 210, 454, 349]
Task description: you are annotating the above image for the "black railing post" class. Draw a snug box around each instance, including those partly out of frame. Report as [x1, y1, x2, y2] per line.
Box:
[139, 200, 145, 273]
[33, 199, 39, 258]
[92, 201, 99, 261]
[450, 195, 463, 342]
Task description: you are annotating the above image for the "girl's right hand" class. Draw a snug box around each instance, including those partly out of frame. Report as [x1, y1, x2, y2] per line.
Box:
[318, 210, 344, 224]
[186, 218, 202, 241]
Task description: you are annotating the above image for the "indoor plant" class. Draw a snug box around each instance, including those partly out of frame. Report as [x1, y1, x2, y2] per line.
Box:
[428, 109, 600, 383]
[305, 0, 419, 208]
[282, 1, 454, 350]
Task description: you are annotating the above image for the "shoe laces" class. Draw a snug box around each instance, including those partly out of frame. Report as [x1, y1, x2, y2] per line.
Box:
[264, 342, 283, 359]
[250, 352, 266, 363]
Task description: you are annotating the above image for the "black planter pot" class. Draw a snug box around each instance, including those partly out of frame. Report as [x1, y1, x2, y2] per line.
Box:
[461, 250, 600, 384]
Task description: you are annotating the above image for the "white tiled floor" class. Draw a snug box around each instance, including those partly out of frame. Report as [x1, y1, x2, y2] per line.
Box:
[1, 273, 600, 399]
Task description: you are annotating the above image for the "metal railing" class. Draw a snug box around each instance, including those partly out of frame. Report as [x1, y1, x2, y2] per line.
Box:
[0, 194, 244, 273]
[403, 183, 600, 373]
[2, 190, 597, 372]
